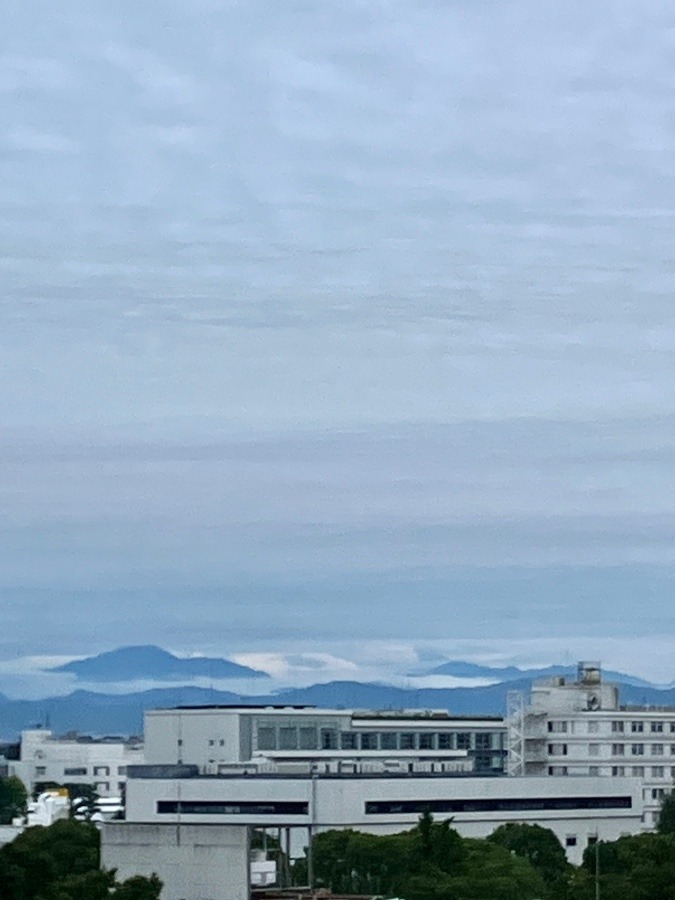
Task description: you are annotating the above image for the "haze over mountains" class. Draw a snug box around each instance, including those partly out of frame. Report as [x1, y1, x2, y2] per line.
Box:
[0, 645, 673, 740]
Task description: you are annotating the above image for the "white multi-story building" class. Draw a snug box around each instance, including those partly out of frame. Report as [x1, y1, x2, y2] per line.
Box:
[144, 704, 507, 775]
[9, 729, 145, 797]
[508, 661, 675, 830]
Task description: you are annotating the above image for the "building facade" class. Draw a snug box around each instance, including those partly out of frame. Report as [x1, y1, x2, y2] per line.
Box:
[10, 729, 145, 797]
[144, 705, 506, 775]
[508, 662, 675, 829]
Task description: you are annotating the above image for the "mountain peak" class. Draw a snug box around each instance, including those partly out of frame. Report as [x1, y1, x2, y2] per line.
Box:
[49, 645, 268, 683]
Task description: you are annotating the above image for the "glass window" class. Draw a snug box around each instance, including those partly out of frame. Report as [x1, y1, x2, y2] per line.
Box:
[631, 722, 644, 733]
[400, 733, 416, 750]
[548, 743, 568, 756]
[35, 766, 46, 776]
[64, 767, 87, 776]
[380, 732, 397, 750]
[117, 766, 126, 775]
[651, 722, 664, 733]
[359, 732, 378, 750]
[611, 766, 625, 776]
[257, 727, 276, 751]
[437, 733, 453, 750]
[320, 729, 338, 750]
[418, 733, 434, 750]
[652, 744, 664, 756]
[340, 732, 358, 750]
[279, 727, 297, 750]
[632, 766, 644, 777]
[566, 836, 577, 847]
[456, 733, 472, 750]
[611, 721, 624, 733]
[94, 766, 110, 776]
[475, 733, 492, 750]
[589, 766, 600, 776]
[299, 727, 318, 750]
[612, 744, 625, 756]
[548, 721, 568, 733]
[652, 766, 665, 778]
[631, 744, 645, 756]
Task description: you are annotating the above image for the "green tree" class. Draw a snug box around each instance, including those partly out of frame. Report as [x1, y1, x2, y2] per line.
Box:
[657, 790, 675, 835]
[488, 821, 571, 895]
[0, 775, 28, 825]
[112, 873, 163, 900]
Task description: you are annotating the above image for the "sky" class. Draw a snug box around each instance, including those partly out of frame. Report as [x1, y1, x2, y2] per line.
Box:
[1, 1, 674, 692]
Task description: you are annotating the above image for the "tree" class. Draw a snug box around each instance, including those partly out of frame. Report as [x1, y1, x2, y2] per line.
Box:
[657, 790, 675, 835]
[0, 775, 28, 825]
[488, 822, 570, 894]
[113, 873, 163, 900]
[0, 818, 162, 900]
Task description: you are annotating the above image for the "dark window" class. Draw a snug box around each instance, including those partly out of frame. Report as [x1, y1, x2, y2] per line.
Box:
[257, 727, 276, 751]
[63, 767, 87, 776]
[158, 800, 308, 816]
[380, 732, 397, 750]
[566, 836, 577, 847]
[456, 733, 472, 750]
[438, 733, 453, 750]
[418, 733, 435, 750]
[365, 796, 632, 815]
[359, 732, 378, 750]
[475, 733, 492, 750]
[400, 733, 416, 750]
[321, 729, 338, 750]
[341, 732, 358, 750]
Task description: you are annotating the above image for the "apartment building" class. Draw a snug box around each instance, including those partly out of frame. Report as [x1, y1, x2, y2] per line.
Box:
[508, 661, 675, 829]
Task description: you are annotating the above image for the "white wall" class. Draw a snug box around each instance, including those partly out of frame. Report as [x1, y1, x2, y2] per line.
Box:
[123, 773, 643, 866]
[101, 823, 249, 900]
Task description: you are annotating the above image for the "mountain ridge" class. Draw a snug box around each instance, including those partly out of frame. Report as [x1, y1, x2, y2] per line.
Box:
[48, 644, 268, 682]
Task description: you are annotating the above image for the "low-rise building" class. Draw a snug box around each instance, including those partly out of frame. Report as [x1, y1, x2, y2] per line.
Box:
[10, 729, 144, 797]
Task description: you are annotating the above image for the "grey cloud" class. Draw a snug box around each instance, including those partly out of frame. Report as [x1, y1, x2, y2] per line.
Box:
[1, 1, 674, 660]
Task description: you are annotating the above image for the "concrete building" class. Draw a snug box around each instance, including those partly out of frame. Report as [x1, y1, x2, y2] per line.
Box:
[508, 661, 675, 830]
[144, 705, 506, 775]
[10, 729, 144, 797]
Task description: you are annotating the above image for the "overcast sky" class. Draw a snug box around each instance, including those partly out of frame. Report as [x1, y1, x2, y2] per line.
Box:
[1, 1, 674, 686]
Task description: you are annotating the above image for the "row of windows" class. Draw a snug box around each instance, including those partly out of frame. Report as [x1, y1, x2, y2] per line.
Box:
[548, 743, 675, 757]
[549, 765, 675, 779]
[256, 727, 501, 753]
[611, 744, 675, 756]
[365, 796, 632, 814]
[156, 796, 632, 817]
[158, 801, 309, 816]
[550, 721, 675, 734]
[37, 766, 127, 777]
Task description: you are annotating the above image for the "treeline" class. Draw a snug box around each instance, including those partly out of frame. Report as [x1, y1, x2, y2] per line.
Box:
[295, 795, 675, 900]
[0, 819, 161, 900]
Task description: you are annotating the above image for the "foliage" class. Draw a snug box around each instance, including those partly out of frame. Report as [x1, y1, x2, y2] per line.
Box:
[0, 775, 29, 825]
[488, 821, 571, 896]
[301, 814, 545, 900]
[0, 818, 162, 900]
[657, 790, 675, 835]
[573, 833, 675, 900]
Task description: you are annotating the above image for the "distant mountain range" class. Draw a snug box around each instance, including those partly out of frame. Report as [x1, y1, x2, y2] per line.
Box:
[2, 674, 675, 741]
[421, 660, 654, 687]
[49, 645, 268, 682]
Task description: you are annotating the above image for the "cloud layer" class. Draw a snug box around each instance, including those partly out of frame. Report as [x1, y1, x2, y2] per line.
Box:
[1, 1, 674, 668]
